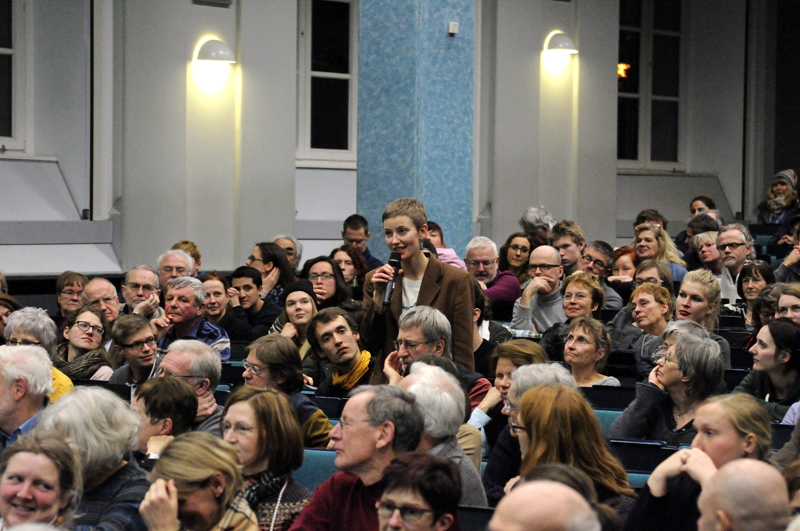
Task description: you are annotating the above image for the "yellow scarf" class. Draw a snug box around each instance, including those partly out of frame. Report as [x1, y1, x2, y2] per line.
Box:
[331, 350, 371, 390]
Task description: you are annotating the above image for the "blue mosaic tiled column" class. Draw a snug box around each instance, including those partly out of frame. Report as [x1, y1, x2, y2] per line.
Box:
[358, 0, 474, 262]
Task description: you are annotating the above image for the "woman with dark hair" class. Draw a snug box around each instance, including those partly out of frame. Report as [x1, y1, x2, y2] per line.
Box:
[200, 272, 253, 342]
[516, 386, 635, 520]
[498, 232, 533, 285]
[736, 317, 800, 421]
[246, 242, 297, 305]
[378, 453, 460, 531]
[330, 245, 368, 302]
[727, 260, 775, 330]
[564, 316, 620, 387]
[540, 272, 604, 361]
[625, 393, 772, 531]
[610, 331, 725, 445]
[242, 334, 331, 448]
[55, 305, 112, 380]
[299, 256, 352, 310]
[221, 388, 312, 530]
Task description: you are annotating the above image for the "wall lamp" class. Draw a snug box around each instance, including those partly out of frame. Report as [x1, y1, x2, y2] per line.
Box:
[543, 31, 578, 54]
[195, 39, 236, 63]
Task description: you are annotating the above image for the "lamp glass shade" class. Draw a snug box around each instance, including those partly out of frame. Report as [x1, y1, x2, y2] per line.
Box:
[197, 39, 236, 63]
[545, 32, 578, 54]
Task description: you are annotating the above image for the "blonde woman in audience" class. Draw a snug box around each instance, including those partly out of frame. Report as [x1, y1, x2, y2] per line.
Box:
[624, 393, 772, 531]
[777, 283, 800, 324]
[694, 231, 724, 277]
[54, 306, 112, 380]
[563, 316, 619, 387]
[0, 433, 81, 529]
[516, 385, 635, 520]
[141, 432, 258, 531]
[539, 272, 604, 361]
[633, 222, 687, 283]
[221, 387, 312, 531]
[757, 169, 798, 225]
[673, 269, 731, 368]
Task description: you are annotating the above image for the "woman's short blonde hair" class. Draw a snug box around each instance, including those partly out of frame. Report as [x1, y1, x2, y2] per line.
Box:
[561, 272, 605, 316]
[630, 283, 674, 321]
[150, 432, 243, 511]
[699, 394, 772, 461]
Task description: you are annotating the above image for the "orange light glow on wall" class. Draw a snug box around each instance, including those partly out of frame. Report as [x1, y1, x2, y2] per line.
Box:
[618, 63, 631, 78]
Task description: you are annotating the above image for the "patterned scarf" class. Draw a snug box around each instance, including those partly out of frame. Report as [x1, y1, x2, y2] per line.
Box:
[211, 492, 258, 531]
[243, 470, 284, 511]
[331, 350, 371, 390]
[52, 343, 111, 380]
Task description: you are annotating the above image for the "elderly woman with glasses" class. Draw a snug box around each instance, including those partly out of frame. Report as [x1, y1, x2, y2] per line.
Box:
[54, 305, 113, 381]
[609, 330, 725, 446]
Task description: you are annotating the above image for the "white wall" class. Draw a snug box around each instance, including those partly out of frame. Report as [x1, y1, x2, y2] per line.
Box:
[32, 0, 91, 213]
[118, 1, 297, 271]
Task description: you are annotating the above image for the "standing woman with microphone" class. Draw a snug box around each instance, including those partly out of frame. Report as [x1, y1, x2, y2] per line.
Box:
[361, 198, 476, 384]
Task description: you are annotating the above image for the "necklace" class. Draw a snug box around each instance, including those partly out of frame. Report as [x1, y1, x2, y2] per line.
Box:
[269, 477, 289, 531]
[673, 400, 699, 423]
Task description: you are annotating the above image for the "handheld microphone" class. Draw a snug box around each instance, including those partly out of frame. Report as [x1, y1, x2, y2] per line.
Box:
[380, 252, 402, 315]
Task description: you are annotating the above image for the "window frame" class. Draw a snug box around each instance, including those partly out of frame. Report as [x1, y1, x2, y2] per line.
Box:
[617, 0, 687, 172]
[296, 0, 359, 170]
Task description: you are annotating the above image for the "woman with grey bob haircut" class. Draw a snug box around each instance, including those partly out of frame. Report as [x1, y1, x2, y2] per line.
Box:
[609, 333, 724, 447]
[4, 307, 58, 357]
[36, 386, 151, 529]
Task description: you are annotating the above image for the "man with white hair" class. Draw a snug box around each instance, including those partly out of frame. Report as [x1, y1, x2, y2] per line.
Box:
[156, 249, 194, 295]
[153, 276, 230, 360]
[482, 363, 577, 507]
[82, 277, 121, 335]
[157, 339, 224, 436]
[717, 223, 755, 303]
[697, 459, 790, 531]
[382, 306, 491, 409]
[402, 362, 488, 507]
[0, 345, 54, 447]
[490, 480, 600, 531]
[465, 236, 521, 321]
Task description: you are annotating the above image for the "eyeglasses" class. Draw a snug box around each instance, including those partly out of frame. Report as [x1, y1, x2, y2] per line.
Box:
[376, 501, 434, 523]
[88, 296, 118, 309]
[502, 401, 518, 413]
[580, 254, 607, 269]
[309, 272, 334, 281]
[528, 263, 560, 272]
[510, 423, 524, 434]
[283, 248, 296, 256]
[466, 259, 496, 269]
[221, 422, 257, 437]
[653, 344, 678, 364]
[127, 282, 157, 293]
[509, 244, 530, 254]
[73, 321, 104, 336]
[565, 334, 593, 346]
[246, 256, 264, 264]
[242, 360, 265, 375]
[119, 336, 157, 350]
[160, 266, 189, 275]
[393, 339, 431, 351]
[61, 289, 82, 299]
[717, 242, 745, 252]
[155, 367, 196, 379]
[7, 339, 40, 347]
[743, 260, 766, 266]
[563, 293, 589, 303]
[634, 277, 663, 287]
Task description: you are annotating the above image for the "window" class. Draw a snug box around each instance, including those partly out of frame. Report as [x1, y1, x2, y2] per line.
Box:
[617, 0, 682, 169]
[296, 0, 358, 169]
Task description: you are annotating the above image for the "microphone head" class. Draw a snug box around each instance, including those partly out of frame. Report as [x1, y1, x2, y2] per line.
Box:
[388, 252, 402, 268]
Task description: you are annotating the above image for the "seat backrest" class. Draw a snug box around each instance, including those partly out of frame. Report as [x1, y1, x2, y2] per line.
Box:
[295, 449, 339, 491]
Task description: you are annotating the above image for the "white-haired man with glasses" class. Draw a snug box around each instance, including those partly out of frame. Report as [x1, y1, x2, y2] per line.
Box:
[511, 245, 566, 334]
[717, 223, 755, 303]
[120, 265, 164, 319]
[465, 236, 521, 322]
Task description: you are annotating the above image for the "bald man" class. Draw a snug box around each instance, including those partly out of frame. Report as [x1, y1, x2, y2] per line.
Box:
[510, 245, 566, 334]
[489, 480, 600, 531]
[697, 459, 790, 531]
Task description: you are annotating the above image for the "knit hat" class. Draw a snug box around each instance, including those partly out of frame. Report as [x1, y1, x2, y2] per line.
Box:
[773, 169, 797, 190]
[279, 279, 319, 308]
